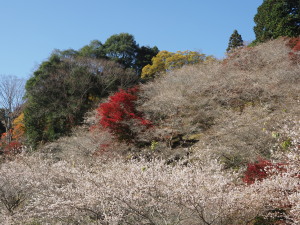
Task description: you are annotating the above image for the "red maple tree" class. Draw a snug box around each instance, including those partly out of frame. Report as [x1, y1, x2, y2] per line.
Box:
[97, 87, 151, 142]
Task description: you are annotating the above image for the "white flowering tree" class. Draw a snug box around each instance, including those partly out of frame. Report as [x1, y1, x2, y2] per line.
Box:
[0, 119, 298, 224]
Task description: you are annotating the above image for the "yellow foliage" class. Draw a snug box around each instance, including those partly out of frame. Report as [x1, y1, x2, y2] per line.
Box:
[12, 113, 25, 141]
[88, 95, 100, 103]
[141, 51, 172, 79]
[13, 113, 24, 125]
[141, 50, 213, 79]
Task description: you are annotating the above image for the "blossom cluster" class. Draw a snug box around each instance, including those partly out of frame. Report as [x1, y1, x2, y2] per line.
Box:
[0, 119, 298, 224]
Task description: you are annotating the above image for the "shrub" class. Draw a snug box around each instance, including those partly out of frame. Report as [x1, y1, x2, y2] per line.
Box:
[242, 159, 285, 185]
[286, 37, 300, 63]
[97, 87, 152, 143]
[3, 141, 23, 156]
[0, 133, 23, 156]
[243, 159, 272, 184]
[286, 37, 300, 50]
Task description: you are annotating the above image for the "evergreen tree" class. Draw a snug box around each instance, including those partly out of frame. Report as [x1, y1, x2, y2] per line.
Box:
[135, 46, 159, 74]
[254, 0, 300, 43]
[103, 33, 139, 69]
[226, 30, 244, 52]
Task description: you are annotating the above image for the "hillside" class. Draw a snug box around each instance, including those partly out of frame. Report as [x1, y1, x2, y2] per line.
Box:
[0, 38, 299, 224]
[138, 37, 300, 167]
[41, 37, 300, 167]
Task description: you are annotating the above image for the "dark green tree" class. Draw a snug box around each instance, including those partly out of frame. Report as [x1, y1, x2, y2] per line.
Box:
[24, 55, 93, 145]
[103, 33, 139, 69]
[24, 54, 138, 147]
[254, 0, 300, 43]
[54, 34, 159, 75]
[135, 46, 159, 74]
[226, 30, 244, 52]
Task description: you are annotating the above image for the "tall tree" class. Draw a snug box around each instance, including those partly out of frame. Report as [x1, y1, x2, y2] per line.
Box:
[24, 55, 97, 145]
[226, 30, 244, 52]
[254, 0, 300, 43]
[0, 75, 25, 144]
[103, 33, 139, 69]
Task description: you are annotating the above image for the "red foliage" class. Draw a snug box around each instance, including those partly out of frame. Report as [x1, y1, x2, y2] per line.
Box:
[2, 141, 22, 155]
[286, 37, 300, 63]
[243, 159, 285, 185]
[97, 87, 152, 142]
[286, 37, 300, 51]
[0, 128, 24, 158]
[292, 42, 300, 52]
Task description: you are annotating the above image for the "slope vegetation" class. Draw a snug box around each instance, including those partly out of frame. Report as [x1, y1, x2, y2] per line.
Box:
[0, 38, 299, 224]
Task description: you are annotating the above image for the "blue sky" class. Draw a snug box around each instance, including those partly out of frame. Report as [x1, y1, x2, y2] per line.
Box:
[0, 0, 263, 79]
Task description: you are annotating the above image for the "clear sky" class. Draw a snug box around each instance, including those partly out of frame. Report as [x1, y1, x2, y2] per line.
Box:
[0, 0, 263, 79]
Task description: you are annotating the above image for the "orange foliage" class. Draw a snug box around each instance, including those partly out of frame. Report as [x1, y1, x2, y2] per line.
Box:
[12, 113, 25, 141]
[0, 113, 25, 157]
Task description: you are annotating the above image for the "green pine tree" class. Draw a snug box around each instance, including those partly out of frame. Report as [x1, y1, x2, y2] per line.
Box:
[253, 0, 300, 43]
[226, 30, 244, 52]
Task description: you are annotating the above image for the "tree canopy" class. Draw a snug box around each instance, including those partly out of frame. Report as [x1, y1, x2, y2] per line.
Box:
[141, 50, 213, 79]
[254, 0, 300, 43]
[78, 40, 106, 59]
[53, 33, 159, 75]
[24, 55, 138, 147]
[103, 33, 139, 69]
